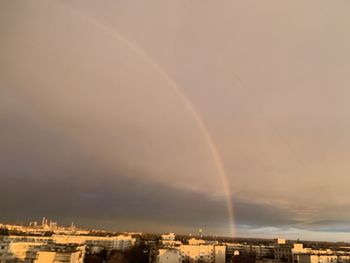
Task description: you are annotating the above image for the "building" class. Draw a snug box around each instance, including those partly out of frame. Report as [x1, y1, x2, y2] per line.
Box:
[298, 253, 350, 263]
[0, 237, 86, 263]
[225, 242, 273, 260]
[180, 245, 225, 263]
[275, 241, 308, 263]
[157, 248, 181, 263]
[154, 244, 225, 263]
[161, 233, 182, 247]
[248, 245, 274, 259]
[0, 241, 45, 263]
[1, 218, 89, 236]
[0, 233, 136, 263]
[0, 243, 8, 263]
[114, 235, 137, 250]
[162, 233, 176, 241]
[275, 239, 286, 245]
[188, 238, 206, 246]
[52, 234, 136, 251]
[33, 245, 86, 263]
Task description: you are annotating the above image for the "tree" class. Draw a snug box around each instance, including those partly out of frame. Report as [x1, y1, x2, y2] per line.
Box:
[107, 252, 127, 263]
[0, 228, 9, 235]
[231, 255, 255, 263]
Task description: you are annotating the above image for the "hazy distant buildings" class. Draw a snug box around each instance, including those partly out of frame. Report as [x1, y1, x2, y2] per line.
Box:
[2, 217, 88, 236]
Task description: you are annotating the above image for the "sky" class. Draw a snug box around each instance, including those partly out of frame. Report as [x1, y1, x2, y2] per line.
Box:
[2, 0, 350, 241]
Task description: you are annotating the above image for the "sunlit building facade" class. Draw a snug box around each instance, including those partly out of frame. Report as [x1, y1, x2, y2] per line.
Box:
[156, 245, 225, 263]
[33, 245, 85, 263]
[157, 248, 181, 263]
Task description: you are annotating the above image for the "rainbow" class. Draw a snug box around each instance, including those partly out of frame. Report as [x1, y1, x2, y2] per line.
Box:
[54, 1, 236, 237]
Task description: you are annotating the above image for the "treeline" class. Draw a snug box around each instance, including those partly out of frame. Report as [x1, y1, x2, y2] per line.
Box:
[85, 245, 149, 263]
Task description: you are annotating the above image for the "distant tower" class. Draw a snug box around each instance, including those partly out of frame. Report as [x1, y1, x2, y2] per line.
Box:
[42, 217, 46, 226]
[199, 229, 203, 238]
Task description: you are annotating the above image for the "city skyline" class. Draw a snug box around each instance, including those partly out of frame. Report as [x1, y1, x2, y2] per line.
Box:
[2, 0, 350, 242]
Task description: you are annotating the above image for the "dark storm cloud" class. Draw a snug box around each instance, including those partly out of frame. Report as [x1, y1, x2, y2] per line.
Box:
[0, 100, 346, 237]
[0, 97, 295, 233]
[0, 167, 297, 235]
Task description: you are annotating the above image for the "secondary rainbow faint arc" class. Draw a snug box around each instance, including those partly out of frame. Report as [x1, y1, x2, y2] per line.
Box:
[57, 2, 236, 237]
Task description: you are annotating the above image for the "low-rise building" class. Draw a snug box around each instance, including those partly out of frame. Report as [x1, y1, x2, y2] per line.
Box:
[52, 234, 136, 251]
[0, 241, 45, 263]
[0, 233, 136, 263]
[161, 233, 182, 247]
[154, 244, 225, 263]
[33, 245, 86, 263]
[188, 238, 206, 246]
[298, 252, 350, 263]
[161, 233, 176, 242]
[157, 248, 181, 263]
[275, 242, 308, 263]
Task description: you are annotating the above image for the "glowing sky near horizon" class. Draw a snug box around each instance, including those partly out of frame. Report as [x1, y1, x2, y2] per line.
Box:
[2, 0, 350, 241]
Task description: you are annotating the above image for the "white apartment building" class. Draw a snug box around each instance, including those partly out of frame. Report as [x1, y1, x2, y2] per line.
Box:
[33, 245, 86, 263]
[275, 239, 286, 245]
[157, 245, 225, 263]
[1, 234, 136, 252]
[225, 242, 273, 259]
[188, 238, 206, 246]
[298, 253, 350, 263]
[157, 249, 181, 263]
[0, 233, 136, 263]
[52, 234, 136, 251]
[0, 239, 86, 263]
[0, 241, 45, 263]
[0, 243, 9, 263]
[273, 241, 350, 263]
[161, 233, 182, 247]
[114, 235, 137, 251]
[180, 245, 225, 263]
[275, 242, 308, 263]
[162, 240, 183, 247]
[161, 233, 176, 241]
[0, 236, 50, 244]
